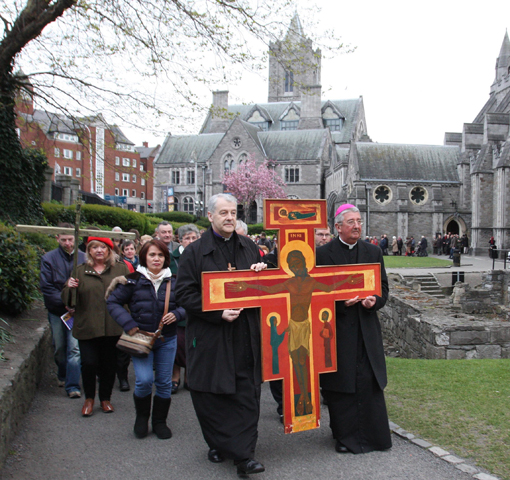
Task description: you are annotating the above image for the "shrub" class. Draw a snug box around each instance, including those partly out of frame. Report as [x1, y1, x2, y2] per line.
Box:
[147, 211, 195, 223]
[0, 224, 40, 315]
[247, 223, 277, 236]
[42, 203, 151, 235]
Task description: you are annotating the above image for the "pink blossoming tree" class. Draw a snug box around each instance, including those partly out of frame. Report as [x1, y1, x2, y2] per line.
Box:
[222, 155, 286, 223]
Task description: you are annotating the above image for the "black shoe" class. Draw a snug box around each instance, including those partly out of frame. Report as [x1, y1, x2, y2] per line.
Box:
[236, 459, 265, 476]
[119, 378, 130, 392]
[152, 396, 172, 439]
[335, 441, 350, 453]
[133, 394, 151, 439]
[207, 448, 224, 463]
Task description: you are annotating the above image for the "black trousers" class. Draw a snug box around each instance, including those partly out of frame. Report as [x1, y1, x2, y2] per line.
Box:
[191, 369, 261, 461]
[78, 336, 119, 401]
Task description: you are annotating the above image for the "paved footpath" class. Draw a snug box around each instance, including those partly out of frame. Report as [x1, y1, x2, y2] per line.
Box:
[1, 366, 491, 480]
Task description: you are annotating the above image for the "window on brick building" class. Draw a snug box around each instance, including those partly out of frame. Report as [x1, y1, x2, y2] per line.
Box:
[76, 168, 81, 177]
[122, 173, 129, 182]
[141, 192, 145, 199]
[64, 166, 72, 176]
[132, 159, 137, 167]
[76, 151, 82, 161]
[141, 178, 146, 186]
[63, 149, 73, 159]
[122, 189, 128, 196]
[123, 158, 130, 166]
[132, 189, 136, 197]
[115, 172, 120, 181]
[115, 188, 119, 195]
[115, 157, 120, 165]
[54, 148, 60, 157]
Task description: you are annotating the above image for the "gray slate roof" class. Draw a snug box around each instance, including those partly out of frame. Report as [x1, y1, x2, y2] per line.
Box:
[200, 98, 361, 144]
[154, 133, 224, 165]
[259, 129, 327, 161]
[355, 143, 460, 182]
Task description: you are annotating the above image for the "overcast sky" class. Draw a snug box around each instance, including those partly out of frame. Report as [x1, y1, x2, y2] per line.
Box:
[125, 0, 510, 148]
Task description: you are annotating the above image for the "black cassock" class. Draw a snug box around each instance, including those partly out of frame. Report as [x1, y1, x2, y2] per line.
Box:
[176, 229, 262, 461]
[317, 239, 392, 454]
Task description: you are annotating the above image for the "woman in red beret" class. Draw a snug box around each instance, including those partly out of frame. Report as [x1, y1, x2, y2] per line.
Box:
[63, 237, 130, 416]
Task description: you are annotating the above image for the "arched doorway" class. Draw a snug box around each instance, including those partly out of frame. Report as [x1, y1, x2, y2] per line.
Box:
[444, 215, 467, 236]
[446, 219, 459, 235]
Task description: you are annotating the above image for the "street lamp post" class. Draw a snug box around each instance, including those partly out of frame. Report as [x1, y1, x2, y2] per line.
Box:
[365, 184, 372, 237]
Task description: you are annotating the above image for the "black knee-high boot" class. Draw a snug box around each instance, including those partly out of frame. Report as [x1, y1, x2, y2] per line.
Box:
[133, 393, 151, 438]
[152, 396, 172, 439]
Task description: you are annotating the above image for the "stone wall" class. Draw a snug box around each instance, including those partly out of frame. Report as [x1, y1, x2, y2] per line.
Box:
[0, 310, 52, 468]
[380, 279, 510, 360]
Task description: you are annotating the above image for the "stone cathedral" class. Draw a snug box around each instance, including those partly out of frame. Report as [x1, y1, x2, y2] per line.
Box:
[153, 15, 510, 254]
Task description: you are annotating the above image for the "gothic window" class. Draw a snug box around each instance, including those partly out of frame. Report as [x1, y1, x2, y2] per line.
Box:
[374, 185, 392, 205]
[224, 153, 234, 172]
[232, 137, 242, 149]
[238, 153, 248, 165]
[183, 196, 194, 214]
[409, 186, 428, 205]
[287, 194, 300, 199]
[285, 70, 294, 93]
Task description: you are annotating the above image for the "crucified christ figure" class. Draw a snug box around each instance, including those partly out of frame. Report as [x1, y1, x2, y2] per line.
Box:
[227, 250, 363, 416]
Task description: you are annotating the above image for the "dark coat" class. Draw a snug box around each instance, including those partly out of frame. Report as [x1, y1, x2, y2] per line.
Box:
[40, 246, 86, 316]
[175, 228, 262, 394]
[107, 272, 185, 338]
[316, 239, 389, 393]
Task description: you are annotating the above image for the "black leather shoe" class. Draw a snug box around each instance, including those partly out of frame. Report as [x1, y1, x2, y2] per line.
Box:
[236, 459, 265, 476]
[335, 441, 350, 453]
[119, 378, 130, 392]
[207, 448, 224, 463]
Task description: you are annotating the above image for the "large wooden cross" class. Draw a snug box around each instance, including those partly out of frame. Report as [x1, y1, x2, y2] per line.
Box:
[202, 199, 381, 433]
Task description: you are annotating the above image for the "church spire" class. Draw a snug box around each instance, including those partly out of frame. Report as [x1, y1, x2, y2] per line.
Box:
[495, 30, 510, 82]
[285, 12, 305, 42]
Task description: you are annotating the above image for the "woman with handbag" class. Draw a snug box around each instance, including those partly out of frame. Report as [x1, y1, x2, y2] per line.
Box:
[107, 239, 185, 439]
[63, 237, 130, 417]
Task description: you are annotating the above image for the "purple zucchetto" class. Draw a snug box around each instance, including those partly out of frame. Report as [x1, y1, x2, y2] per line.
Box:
[335, 204, 357, 217]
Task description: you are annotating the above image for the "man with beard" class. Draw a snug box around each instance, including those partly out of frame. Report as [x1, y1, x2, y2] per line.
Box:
[175, 194, 267, 476]
[316, 203, 392, 455]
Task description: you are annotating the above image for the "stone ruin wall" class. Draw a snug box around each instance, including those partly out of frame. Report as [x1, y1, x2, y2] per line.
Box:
[380, 271, 510, 360]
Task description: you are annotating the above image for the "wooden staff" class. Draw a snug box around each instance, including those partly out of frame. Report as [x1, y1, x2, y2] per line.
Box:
[71, 195, 82, 307]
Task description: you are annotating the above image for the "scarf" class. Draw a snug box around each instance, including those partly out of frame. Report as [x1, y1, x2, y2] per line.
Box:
[137, 266, 171, 294]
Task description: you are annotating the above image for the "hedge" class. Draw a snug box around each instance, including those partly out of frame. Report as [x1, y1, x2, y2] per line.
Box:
[43, 203, 151, 235]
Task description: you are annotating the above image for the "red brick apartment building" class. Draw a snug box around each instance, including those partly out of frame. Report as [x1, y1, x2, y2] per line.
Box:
[15, 89, 158, 213]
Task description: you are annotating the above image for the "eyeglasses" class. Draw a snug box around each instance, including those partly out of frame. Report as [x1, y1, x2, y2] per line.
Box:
[342, 219, 363, 226]
[316, 233, 331, 237]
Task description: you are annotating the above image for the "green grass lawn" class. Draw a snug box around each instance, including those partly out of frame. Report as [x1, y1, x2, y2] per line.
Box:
[383, 256, 453, 268]
[386, 358, 510, 479]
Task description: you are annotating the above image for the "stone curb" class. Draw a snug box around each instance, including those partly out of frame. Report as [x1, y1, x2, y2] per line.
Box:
[389, 421, 500, 480]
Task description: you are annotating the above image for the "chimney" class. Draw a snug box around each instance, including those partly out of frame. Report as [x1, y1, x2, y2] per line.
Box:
[298, 85, 323, 130]
[143, 141, 148, 148]
[209, 90, 230, 133]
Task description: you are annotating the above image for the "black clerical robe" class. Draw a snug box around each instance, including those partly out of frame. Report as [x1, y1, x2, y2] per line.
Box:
[316, 238, 392, 454]
[175, 227, 262, 460]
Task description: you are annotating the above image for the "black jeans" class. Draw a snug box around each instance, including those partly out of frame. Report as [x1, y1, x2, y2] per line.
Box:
[78, 336, 119, 401]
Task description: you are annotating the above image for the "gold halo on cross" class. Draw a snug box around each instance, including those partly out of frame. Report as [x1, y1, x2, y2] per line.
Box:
[280, 240, 314, 276]
[319, 308, 332, 323]
[266, 312, 281, 327]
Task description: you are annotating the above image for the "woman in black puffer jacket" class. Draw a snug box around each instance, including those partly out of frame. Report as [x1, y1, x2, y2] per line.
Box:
[107, 239, 185, 440]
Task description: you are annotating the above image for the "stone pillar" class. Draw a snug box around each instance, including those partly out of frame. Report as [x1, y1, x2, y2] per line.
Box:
[56, 174, 73, 206]
[41, 166, 54, 203]
[70, 179, 80, 205]
[397, 212, 408, 239]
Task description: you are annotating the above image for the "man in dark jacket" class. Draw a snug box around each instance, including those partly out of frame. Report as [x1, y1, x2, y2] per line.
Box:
[175, 194, 267, 477]
[316, 204, 391, 455]
[40, 223, 86, 398]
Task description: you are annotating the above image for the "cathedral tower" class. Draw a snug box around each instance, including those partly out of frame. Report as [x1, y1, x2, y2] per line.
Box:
[268, 14, 321, 103]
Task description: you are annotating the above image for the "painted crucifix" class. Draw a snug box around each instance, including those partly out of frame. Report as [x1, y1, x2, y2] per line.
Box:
[202, 199, 381, 433]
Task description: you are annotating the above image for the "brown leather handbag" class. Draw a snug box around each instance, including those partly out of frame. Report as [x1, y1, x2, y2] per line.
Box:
[116, 280, 171, 358]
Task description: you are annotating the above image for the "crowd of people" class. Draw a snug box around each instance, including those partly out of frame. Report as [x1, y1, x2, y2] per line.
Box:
[40, 196, 394, 476]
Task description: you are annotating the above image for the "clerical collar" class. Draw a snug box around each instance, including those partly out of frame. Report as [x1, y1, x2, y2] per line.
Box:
[212, 228, 232, 242]
[338, 236, 358, 250]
